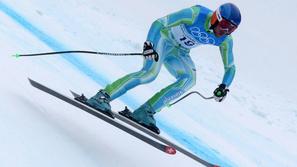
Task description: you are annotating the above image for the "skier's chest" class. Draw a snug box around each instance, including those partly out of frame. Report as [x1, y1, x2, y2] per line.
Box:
[170, 16, 226, 49]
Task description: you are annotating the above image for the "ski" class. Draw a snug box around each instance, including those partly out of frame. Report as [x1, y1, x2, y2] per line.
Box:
[116, 111, 219, 167]
[70, 93, 220, 167]
[28, 78, 175, 155]
[29, 78, 220, 167]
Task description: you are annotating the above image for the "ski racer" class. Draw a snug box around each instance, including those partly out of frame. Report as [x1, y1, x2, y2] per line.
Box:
[87, 3, 241, 134]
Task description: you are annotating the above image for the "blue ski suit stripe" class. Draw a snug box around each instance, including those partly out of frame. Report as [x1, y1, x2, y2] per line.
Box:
[105, 5, 236, 112]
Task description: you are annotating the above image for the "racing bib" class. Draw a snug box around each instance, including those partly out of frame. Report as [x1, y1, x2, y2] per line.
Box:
[171, 25, 217, 48]
[171, 25, 200, 49]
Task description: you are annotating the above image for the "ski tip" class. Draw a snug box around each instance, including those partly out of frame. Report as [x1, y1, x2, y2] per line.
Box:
[28, 78, 36, 85]
[164, 146, 176, 155]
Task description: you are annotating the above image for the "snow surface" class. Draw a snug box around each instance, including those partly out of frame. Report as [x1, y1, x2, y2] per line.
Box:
[0, 0, 297, 167]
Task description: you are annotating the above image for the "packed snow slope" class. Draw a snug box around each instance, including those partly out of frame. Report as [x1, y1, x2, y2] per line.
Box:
[0, 0, 296, 167]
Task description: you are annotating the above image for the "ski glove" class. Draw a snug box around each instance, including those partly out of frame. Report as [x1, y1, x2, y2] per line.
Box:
[143, 41, 159, 62]
[213, 84, 229, 102]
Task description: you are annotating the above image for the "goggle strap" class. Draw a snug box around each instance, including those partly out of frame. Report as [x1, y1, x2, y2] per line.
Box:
[216, 9, 223, 22]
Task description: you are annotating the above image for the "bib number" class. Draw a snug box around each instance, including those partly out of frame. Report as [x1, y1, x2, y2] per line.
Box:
[179, 36, 196, 47]
[171, 25, 199, 49]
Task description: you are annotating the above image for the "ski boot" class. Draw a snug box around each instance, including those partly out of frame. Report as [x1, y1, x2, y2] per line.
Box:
[86, 89, 114, 118]
[119, 104, 160, 134]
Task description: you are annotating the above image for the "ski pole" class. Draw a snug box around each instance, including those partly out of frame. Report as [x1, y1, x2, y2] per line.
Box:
[13, 50, 143, 57]
[12, 50, 159, 62]
[168, 91, 214, 107]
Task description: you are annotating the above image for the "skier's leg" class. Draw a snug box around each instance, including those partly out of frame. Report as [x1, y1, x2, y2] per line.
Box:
[132, 47, 196, 126]
[105, 60, 160, 101]
[148, 51, 196, 112]
[104, 37, 175, 100]
[87, 38, 169, 112]
[87, 59, 161, 111]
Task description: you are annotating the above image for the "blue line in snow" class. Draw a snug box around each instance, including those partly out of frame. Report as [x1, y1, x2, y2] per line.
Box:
[1, 1, 140, 109]
[158, 119, 236, 167]
[0, 2, 234, 167]
[0, 1, 111, 92]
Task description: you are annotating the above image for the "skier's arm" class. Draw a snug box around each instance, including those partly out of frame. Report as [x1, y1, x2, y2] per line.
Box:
[146, 6, 200, 45]
[219, 36, 236, 87]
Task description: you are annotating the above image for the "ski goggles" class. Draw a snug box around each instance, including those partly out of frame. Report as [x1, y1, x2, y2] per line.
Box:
[212, 10, 238, 35]
[216, 18, 237, 35]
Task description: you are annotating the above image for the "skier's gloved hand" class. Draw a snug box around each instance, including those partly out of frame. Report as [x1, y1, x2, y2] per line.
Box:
[143, 41, 159, 62]
[213, 84, 229, 102]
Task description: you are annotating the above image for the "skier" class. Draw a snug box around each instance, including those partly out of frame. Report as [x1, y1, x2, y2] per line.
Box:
[87, 3, 241, 134]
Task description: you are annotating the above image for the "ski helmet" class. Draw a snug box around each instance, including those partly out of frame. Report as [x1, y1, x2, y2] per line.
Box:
[210, 3, 241, 34]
